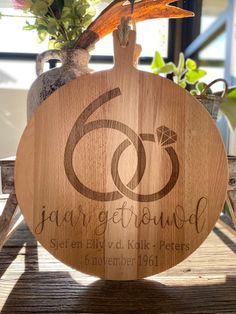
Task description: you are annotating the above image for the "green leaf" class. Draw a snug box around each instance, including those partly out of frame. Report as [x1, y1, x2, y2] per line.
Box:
[151, 51, 165, 71]
[176, 52, 185, 74]
[153, 62, 176, 75]
[74, 4, 88, 17]
[48, 39, 57, 49]
[31, 2, 49, 16]
[82, 14, 93, 27]
[23, 24, 36, 30]
[86, 5, 96, 16]
[61, 7, 71, 18]
[46, 0, 54, 6]
[185, 69, 207, 84]
[62, 17, 73, 28]
[64, 0, 72, 5]
[47, 19, 58, 34]
[37, 29, 48, 43]
[36, 18, 48, 27]
[190, 90, 198, 96]
[179, 80, 187, 89]
[161, 63, 175, 74]
[196, 82, 207, 94]
[226, 88, 236, 99]
[186, 58, 197, 70]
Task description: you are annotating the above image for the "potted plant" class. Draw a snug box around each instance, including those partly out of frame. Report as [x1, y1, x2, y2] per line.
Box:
[151, 51, 236, 126]
[151, 51, 207, 92]
[9, 0, 99, 49]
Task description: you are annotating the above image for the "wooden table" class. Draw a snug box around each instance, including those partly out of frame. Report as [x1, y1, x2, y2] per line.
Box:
[0, 221, 236, 313]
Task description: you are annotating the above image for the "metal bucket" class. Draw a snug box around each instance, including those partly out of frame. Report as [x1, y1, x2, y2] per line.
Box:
[196, 79, 228, 120]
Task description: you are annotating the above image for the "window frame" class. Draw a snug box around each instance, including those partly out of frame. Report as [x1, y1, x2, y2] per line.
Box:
[183, 0, 236, 86]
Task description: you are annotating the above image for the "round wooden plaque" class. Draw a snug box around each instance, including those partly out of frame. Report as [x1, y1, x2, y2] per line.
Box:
[15, 31, 228, 280]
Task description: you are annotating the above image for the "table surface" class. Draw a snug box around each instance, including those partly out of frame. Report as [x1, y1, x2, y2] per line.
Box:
[0, 221, 236, 313]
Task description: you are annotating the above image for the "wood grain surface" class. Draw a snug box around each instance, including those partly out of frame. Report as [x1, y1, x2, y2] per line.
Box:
[15, 30, 228, 280]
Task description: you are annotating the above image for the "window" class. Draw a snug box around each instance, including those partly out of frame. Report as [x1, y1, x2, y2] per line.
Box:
[0, 7, 48, 53]
[0, 2, 169, 89]
[201, 0, 228, 32]
[197, 0, 228, 89]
